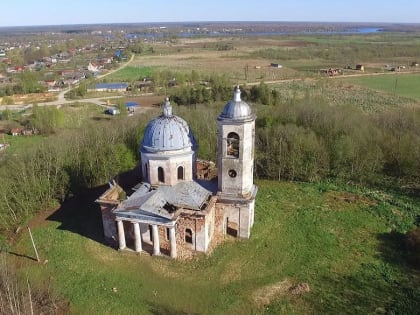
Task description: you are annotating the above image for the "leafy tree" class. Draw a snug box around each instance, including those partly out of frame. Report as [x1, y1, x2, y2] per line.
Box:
[30, 104, 64, 135]
[116, 99, 127, 116]
[20, 71, 45, 94]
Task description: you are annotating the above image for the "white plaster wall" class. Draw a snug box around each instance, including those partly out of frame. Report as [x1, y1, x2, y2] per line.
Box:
[140, 223, 151, 242]
[217, 119, 255, 196]
[141, 150, 194, 186]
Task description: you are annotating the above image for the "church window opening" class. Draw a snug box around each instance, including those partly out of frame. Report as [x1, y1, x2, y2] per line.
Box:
[177, 166, 184, 180]
[227, 132, 239, 158]
[144, 163, 148, 181]
[228, 169, 237, 178]
[158, 167, 165, 183]
[226, 218, 238, 237]
[166, 228, 170, 241]
[185, 228, 193, 244]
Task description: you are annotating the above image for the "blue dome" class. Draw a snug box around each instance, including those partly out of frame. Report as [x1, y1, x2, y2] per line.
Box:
[219, 87, 253, 121]
[141, 99, 196, 153]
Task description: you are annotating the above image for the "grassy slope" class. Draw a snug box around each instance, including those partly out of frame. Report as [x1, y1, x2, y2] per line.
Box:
[13, 181, 419, 314]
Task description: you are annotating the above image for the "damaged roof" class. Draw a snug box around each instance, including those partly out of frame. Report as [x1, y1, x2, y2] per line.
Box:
[114, 181, 212, 222]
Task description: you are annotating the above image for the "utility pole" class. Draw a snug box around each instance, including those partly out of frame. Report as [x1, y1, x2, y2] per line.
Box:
[27, 227, 40, 262]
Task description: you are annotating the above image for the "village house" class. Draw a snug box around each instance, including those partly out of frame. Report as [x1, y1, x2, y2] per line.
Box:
[88, 62, 100, 73]
[97, 86, 257, 259]
[10, 128, 23, 136]
[10, 127, 38, 136]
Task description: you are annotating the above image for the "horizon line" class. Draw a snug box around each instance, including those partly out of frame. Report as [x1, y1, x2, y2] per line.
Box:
[1, 20, 420, 29]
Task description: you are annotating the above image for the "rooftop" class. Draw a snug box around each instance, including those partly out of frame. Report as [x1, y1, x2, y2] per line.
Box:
[218, 86, 255, 122]
[141, 99, 196, 153]
[95, 82, 128, 89]
[114, 181, 214, 223]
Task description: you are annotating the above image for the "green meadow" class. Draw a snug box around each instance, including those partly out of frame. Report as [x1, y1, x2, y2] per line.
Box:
[104, 66, 155, 82]
[344, 73, 420, 100]
[13, 181, 420, 314]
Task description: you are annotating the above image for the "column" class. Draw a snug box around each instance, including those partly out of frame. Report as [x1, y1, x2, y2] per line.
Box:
[152, 224, 160, 255]
[133, 222, 142, 253]
[117, 220, 126, 250]
[169, 226, 177, 259]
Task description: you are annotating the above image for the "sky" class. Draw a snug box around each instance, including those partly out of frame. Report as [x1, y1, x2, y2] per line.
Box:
[1, 0, 419, 27]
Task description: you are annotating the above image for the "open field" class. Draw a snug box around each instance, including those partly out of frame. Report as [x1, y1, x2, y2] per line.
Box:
[10, 180, 420, 314]
[103, 66, 155, 82]
[343, 73, 420, 101]
[99, 34, 420, 87]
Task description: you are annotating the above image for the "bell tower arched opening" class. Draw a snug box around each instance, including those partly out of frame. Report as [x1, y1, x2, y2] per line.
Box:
[226, 132, 239, 158]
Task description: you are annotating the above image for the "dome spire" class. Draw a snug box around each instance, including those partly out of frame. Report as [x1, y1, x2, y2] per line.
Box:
[163, 97, 172, 116]
[234, 85, 241, 102]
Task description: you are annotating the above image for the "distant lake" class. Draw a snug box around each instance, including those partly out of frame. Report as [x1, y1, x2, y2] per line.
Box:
[354, 27, 382, 33]
[126, 27, 382, 39]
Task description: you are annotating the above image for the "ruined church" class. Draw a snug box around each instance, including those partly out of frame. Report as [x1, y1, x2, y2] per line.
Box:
[96, 87, 257, 258]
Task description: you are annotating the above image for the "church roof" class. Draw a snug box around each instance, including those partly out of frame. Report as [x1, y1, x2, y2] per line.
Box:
[141, 98, 196, 153]
[218, 86, 254, 121]
[114, 181, 212, 223]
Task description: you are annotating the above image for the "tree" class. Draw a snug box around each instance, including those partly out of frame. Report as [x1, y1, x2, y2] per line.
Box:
[19, 71, 45, 94]
[30, 105, 64, 135]
[116, 99, 127, 116]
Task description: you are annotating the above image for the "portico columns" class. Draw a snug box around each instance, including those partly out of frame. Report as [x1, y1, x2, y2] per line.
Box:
[133, 222, 142, 253]
[117, 220, 126, 250]
[152, 224, 160, 255]
[169, 226, 177, 258]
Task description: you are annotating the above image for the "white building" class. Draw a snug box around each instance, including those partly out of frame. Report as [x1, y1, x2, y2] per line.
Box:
[97, 87, 257, 259]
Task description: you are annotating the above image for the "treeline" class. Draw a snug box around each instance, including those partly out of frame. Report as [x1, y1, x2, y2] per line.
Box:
[170, 75, 234, 105]
[252, 40, 420, 63]
[176, 83, 420, 186]
[0, 116, 148, 233]
[0, 71, 46, 98]
[254, 96, 420, 185]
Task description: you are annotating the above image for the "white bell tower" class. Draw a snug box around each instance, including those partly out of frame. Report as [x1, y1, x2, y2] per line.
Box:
[216, 86, 257, 239]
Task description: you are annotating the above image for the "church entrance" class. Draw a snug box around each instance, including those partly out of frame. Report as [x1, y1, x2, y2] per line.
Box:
[226, 218, 238, 237]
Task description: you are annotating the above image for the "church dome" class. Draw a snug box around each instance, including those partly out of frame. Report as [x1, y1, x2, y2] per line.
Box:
[219, 86, 253, 121]
[141, 99, 196, 153]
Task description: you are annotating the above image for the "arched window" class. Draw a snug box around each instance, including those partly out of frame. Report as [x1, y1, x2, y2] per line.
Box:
[177, 166, 184, 180]
[227, 132, 239, 158]
[185, 228, 193, 244]
[158, 167, 165, 183]
[144, 163, 148, 181]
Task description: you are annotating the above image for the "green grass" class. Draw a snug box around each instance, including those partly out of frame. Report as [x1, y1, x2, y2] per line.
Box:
[60, 102, 108, 128]
[105, 66, 155, 82]
[0, 134, 44, 156]
[12, 180, 420, 314]
[344, 73, 420, 100]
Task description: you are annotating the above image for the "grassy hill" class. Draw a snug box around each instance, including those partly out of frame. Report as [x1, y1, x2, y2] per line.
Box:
[12, 180, 419, 314]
